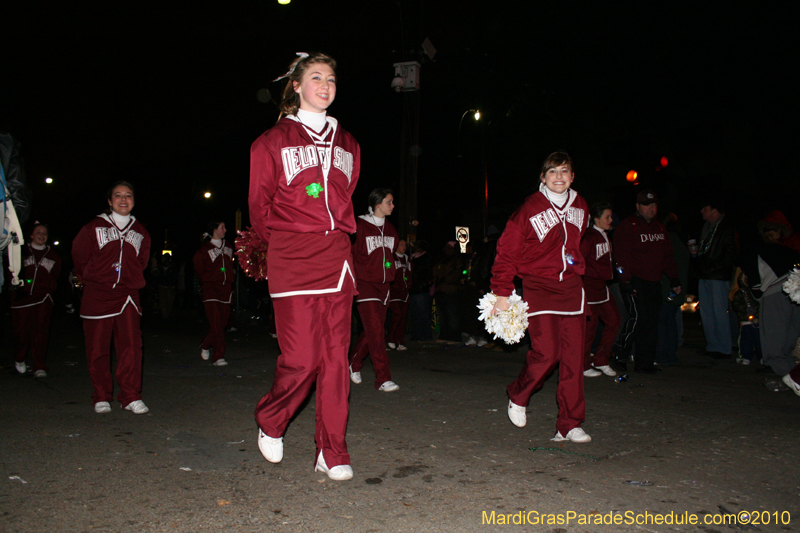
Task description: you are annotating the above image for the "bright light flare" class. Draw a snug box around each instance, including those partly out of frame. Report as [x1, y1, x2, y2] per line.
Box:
[204, 192, 212, 199]
[45, 177, 53, 184]
[473, 110, 481, 121]
[53, 241, 60, 246]
[277, 0, 290, 4]
[626, 170, 638, 183]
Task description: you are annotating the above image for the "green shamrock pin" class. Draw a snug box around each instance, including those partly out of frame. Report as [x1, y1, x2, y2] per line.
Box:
[305, 182, 324, 198]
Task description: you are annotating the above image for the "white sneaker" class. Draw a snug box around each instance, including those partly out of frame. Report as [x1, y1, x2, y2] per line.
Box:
[94, 401, 112, 414]
[315, 451, 353, 481]
[387, 342, 397, 349]
[350, 366, 362, 384]
[476, 339, 487, 347]
[741, 359, 751, 366]
[396, 345, 407, 351]
[782, 374, 800, 397]
[258, 429, 283, 463]
[552, 427, 592, 443]
[201, 349, 210, 361]
[378, 380, 399, 392]
[465, 337, 477, 346]
[583, 368, 603, 377]
[508, 400, 526, 427]
[34, 370, 47, 378]
[213, 359, 228, 366]
[124, 400, 150, 414]
[594, 365, 617, 377]
[15, 362, 26, 374]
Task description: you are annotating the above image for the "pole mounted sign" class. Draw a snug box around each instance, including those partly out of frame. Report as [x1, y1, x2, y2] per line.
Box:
[456, 226, 469, 253]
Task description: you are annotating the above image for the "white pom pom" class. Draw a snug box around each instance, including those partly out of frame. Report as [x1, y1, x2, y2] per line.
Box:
[477, 290, 530, 344]
[783, 266, 800, 305]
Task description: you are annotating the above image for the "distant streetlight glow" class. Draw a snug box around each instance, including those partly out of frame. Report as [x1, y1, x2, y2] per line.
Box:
[45, 177, 53, 184]
[204, 192, 212, 199]
[626, 170, 638, 183]
[473, 110, 481, 121]
[53, 241, 60, 245]
[277, 0, 290, 4]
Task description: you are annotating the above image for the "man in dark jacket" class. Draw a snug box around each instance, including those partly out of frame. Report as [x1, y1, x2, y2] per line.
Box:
[695, 199, 737, 357]
[612, 190, 682, 373]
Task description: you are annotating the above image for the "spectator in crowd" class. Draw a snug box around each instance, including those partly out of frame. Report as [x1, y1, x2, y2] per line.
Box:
[657, 212, 689, 366]
[155, 253, 178, 320]
[612, 190, 681, 373]
[730, 268, 761, 366]
[740, 221, 800, 396]
[408, 240, 434, 341]
[757, 210, 800, 253]
[433, 242, 466, 344]
[695, 198, 738, 358]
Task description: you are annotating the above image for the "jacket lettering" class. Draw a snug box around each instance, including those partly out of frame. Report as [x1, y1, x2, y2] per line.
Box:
[595, 241, 610, 260]
[282, 145, 355, 186]
[365, 235, 396, 255]
[95, 227, 144, 255]
[640, 233, 665, 242]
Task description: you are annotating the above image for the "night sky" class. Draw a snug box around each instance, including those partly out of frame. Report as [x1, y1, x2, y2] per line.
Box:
[3, 2, 798, 257]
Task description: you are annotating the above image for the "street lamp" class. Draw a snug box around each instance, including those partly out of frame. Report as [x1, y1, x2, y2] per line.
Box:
[458, 109, 489, 239]
[204, 192, 212, 199]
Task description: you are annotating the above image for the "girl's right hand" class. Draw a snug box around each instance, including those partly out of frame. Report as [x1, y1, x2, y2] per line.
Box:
[491, 296, 510, 315]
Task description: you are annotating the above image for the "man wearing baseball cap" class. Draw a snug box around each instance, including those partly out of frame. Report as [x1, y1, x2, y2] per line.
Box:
[612, 190, 682, 373]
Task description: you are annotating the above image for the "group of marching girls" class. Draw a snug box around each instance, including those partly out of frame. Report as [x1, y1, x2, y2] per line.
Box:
[13, 178, 236, 418]
[11, 51, 597, 484]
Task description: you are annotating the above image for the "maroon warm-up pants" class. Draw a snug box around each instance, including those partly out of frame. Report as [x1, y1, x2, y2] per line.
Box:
[82, 305, 143, 407]
[386, 300, 408, 346]
[255, 292, 352, 468]
[13, 300, 54, 372]
[583, 297, 621, 370]
[507, 313, 586, 436]
[201, 300, 230, 362]
[350, 300, 393, 389]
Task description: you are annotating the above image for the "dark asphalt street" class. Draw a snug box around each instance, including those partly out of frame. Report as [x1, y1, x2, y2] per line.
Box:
[2, 306, 798, 532]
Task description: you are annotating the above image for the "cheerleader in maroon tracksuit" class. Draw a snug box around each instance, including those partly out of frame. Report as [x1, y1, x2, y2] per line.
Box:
[580, 203, 619, 378]
[490, 151, 592, 443]
[72, 181, 151, 415]
[249, 52, 360, 480]
[193, 221, 234, 366]
[11, 223, 61, 377]
[386, 238, 412, 351]
[349, 189, 400, 391]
